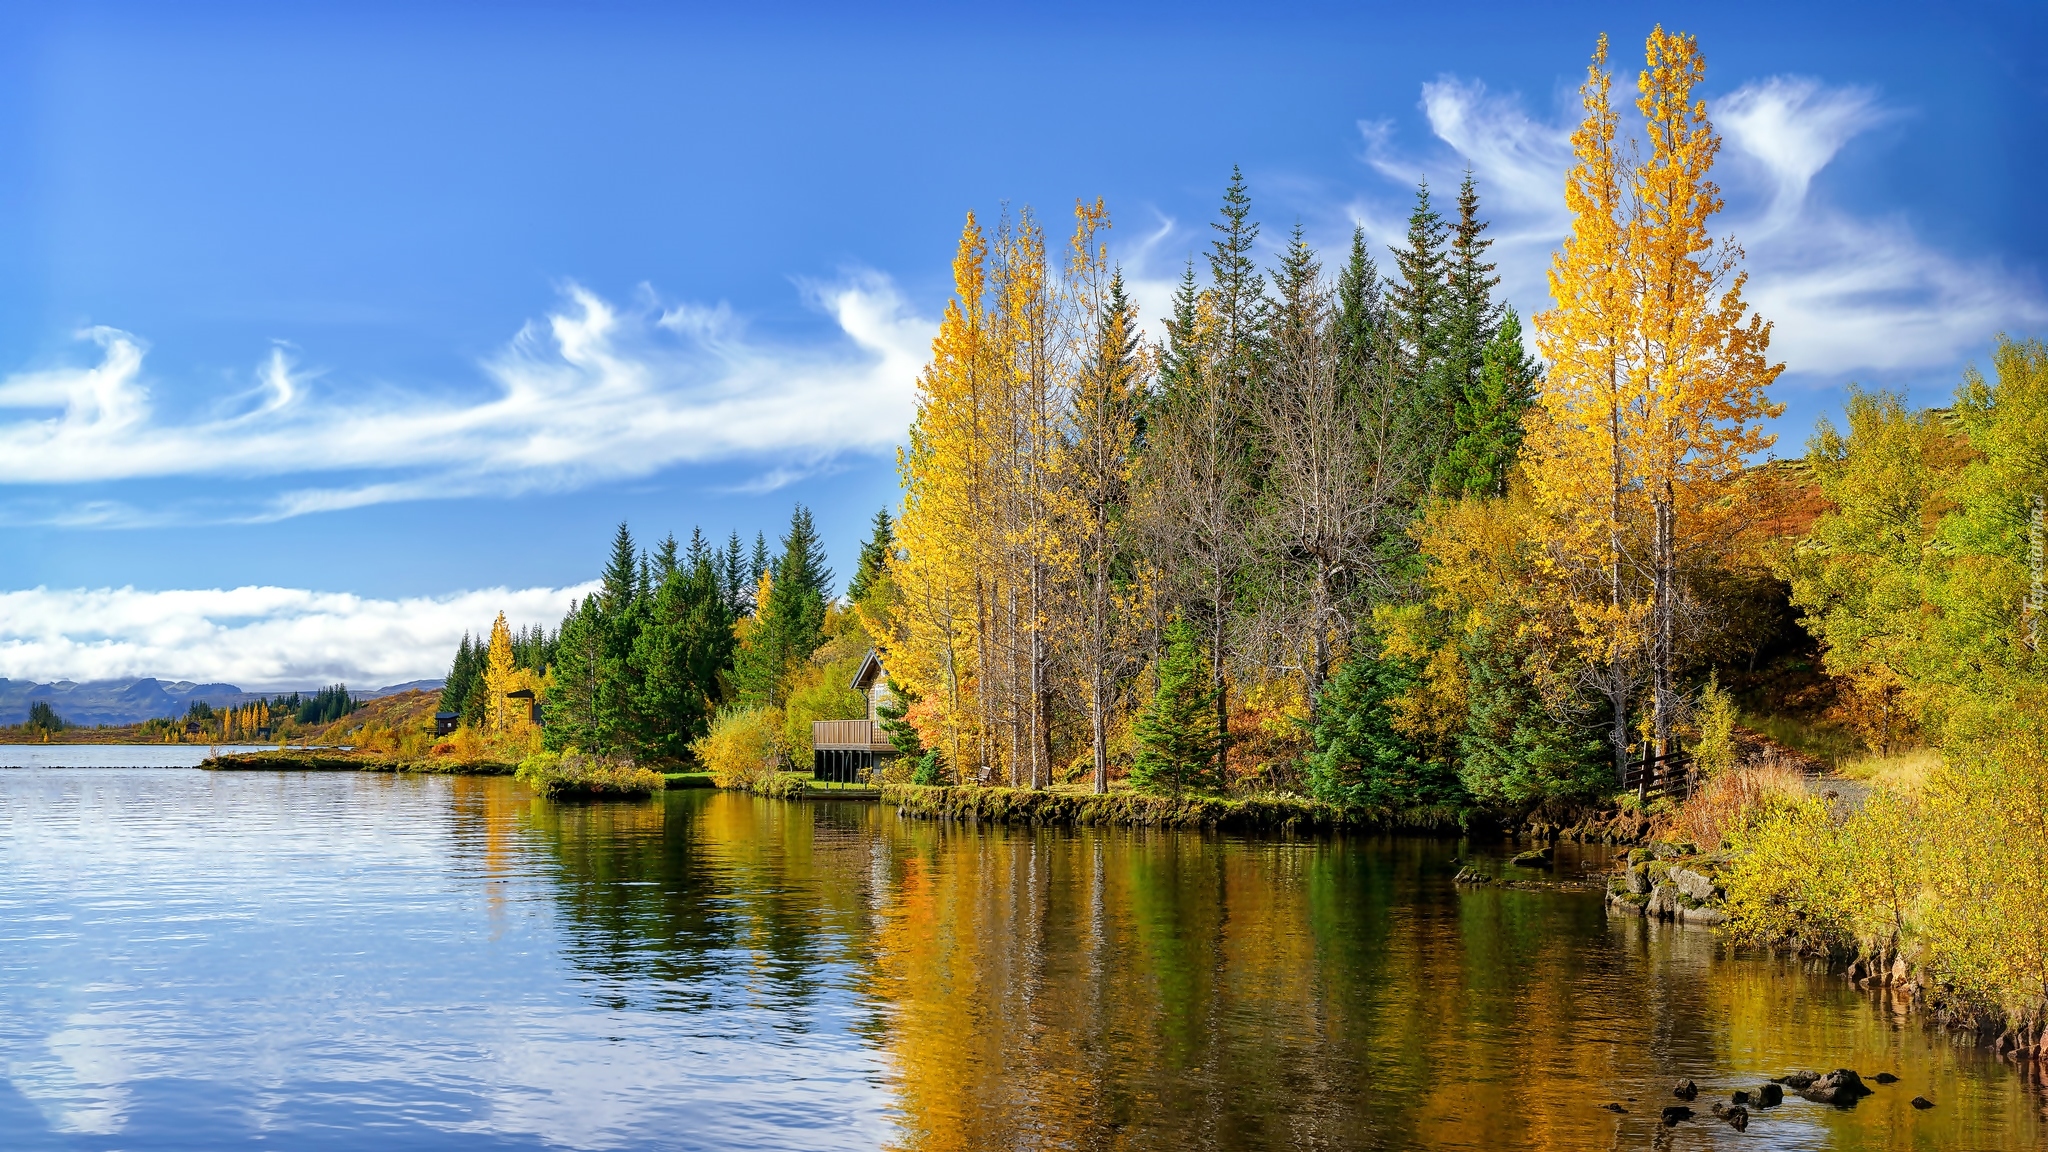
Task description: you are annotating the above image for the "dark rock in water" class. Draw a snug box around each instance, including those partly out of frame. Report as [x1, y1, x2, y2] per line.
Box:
[1672, 1079, 1698, 1101]
[1756, 1083, 1784, 1107]
[1874, 1072, 1899, 1084]
[1712, 1100, 1754, 1127]
[1778, 1070, 1820, 1089]
[1799, 1069, 1873, 1106]
[1911, 1096, 1934, 1110]
[1453, 866, 1494, 885]
[1600, 1103, 1627, 1114]
[1660, 1106, 1693, 1126]
[1510, 845, 1554, 867]
[1731, 1089, 1750, 1105]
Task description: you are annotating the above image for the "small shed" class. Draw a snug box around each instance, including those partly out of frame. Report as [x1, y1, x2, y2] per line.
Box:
[434, 712, 459, 737]
[505, 689, 541, 726]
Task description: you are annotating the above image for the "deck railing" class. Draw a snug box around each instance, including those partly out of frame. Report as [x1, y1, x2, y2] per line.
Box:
[812, 719, 892, 752]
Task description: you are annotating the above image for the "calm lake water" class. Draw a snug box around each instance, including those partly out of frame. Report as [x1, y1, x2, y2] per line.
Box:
[0, 769, 2039, 1151]
[0, 745, 277, 768]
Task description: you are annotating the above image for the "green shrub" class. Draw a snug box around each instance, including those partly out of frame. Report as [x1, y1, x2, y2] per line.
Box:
[515, 749, 663, 799]
[690, 704, 783, 788]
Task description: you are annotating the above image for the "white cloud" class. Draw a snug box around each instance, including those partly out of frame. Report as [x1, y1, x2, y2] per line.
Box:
[1358, 72, 2047, 377]
[1415, 77, 1572, 218]
[0, 583, 597, 688]
[0, 275, 933, 522]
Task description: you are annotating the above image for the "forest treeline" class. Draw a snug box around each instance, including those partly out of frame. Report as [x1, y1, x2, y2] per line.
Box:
[869, 28, 1793, 811]
[437, 508, 888, 779]
[436, 28, 2041, 842]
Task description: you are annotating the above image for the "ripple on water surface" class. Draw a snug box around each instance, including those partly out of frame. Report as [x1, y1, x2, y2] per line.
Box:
[0, 768, 2039, 1151]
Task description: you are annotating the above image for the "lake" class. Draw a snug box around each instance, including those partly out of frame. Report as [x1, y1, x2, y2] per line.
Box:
[0, 745, 278, 768]
[0, 768, 2038, 1150]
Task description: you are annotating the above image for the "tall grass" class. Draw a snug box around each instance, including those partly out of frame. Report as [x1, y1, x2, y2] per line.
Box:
[1674, 760, 1809, 851]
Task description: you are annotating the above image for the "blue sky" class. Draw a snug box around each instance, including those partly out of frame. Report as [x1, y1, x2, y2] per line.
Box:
[0, 1, 2042, 688]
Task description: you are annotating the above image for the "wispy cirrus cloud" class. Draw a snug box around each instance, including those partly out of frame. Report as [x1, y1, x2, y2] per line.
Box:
[1355, 72, 2047, 378]
[0, 275, 933, 524]
[0, 583, 596, 689]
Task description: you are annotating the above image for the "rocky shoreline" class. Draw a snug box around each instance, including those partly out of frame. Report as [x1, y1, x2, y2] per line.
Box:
[1599, 840, 2048, 1069]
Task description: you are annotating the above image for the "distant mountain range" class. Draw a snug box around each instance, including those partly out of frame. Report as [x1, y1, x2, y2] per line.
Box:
[0, 678, 445, 727]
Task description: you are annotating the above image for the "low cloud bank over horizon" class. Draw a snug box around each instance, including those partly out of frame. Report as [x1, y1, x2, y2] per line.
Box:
[0, 582, 597, 690]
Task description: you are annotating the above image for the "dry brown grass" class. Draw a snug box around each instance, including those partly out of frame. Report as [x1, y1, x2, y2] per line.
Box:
[1676, 759, 1811, 849]
[1837, 747, 1941, 794]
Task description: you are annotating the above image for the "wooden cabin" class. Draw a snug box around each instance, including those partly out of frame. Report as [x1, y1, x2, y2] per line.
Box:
[434, 712, 459, 737]
[505, 689, 541, 726]
[811, 649, 894, 784]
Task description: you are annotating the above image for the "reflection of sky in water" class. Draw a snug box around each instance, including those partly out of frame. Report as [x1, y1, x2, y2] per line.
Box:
[0, 745, 280, 768]
[0, 769, 2039, 1151]
[0, 770, 891, 1149]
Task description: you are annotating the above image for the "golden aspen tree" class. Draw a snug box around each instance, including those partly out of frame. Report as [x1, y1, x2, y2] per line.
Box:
[1052, 200, 1150, 793]
[1530, 29, 1780, 788]
[1626, 26, 1782, 762]
[1529, 33, 1648, 783]
[992, 209, 1063, 789]
[886, 215, 996, 776]
[484, 611, 521, 734]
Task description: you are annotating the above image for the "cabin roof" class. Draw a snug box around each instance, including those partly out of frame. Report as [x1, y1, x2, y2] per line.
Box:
[850, 649, 886, 692]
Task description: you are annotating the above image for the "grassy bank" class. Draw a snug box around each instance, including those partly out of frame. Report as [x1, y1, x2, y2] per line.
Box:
[880, 782, 1462, 833]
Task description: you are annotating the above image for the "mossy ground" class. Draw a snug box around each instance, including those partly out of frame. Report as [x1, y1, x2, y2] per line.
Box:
[880, 783, 1463, 833]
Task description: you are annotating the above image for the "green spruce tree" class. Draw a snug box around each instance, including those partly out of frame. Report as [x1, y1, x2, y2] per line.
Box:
[846, 508, 894, 607]
[1437, 308, 1541, 498]
[1131, 618, 1223, 795]
[734, 505, 834, 706]
[1306, 649, 1459, 809]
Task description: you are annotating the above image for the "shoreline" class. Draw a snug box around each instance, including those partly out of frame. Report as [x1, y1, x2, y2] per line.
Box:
[1606, 846, 2048, 1068]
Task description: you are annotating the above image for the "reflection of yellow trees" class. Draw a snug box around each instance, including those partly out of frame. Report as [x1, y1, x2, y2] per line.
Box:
[436, 782, 2041, 1148]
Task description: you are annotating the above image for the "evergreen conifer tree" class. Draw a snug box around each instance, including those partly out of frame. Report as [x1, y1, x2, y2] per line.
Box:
[846, 508, 894, 606]
[1130, 618, 1223, 795]
[1437, 308, 1542, 497]
[1305, 649, 1457, 809]
[721, 531, 748, 616]
[749, 532, 770, 592]
[734, 505, 834, 706]
[630, 553, 736, 762]
[1389, 180, 1452, 462]
[601, 523, 639, 613]
[441, 633, 479, 716]
[1334, 227, 1388, 393]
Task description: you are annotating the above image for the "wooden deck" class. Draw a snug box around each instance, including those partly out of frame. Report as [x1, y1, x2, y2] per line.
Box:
[812, 719, 892, 752]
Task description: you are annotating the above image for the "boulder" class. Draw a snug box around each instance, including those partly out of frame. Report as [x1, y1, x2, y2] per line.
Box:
[1626, 862, 1653, 895]
[1510, 845, 1554, 867]
[1660, 1106, 1693, 1126]
[1724, 1106, 1749, 1132]
[1600, 1103, 1627, 1114]
[1672, 1079, 1698, 1101]
[1647, 883, 1680, 917]
[1873, 1072, 1899, 1085]
[1799, 1069, 1873, 1105]
[1911, 1096, 1934, 1110]
[1731, 1090, 1750, 1105]
[1669, 866, 1718, 902]
[1756, 1083, 1783, 1107]
[1777, 1070, 1820, 1089]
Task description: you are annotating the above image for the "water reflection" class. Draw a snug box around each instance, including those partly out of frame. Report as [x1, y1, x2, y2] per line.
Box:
[0, 770, 2038, 1151]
